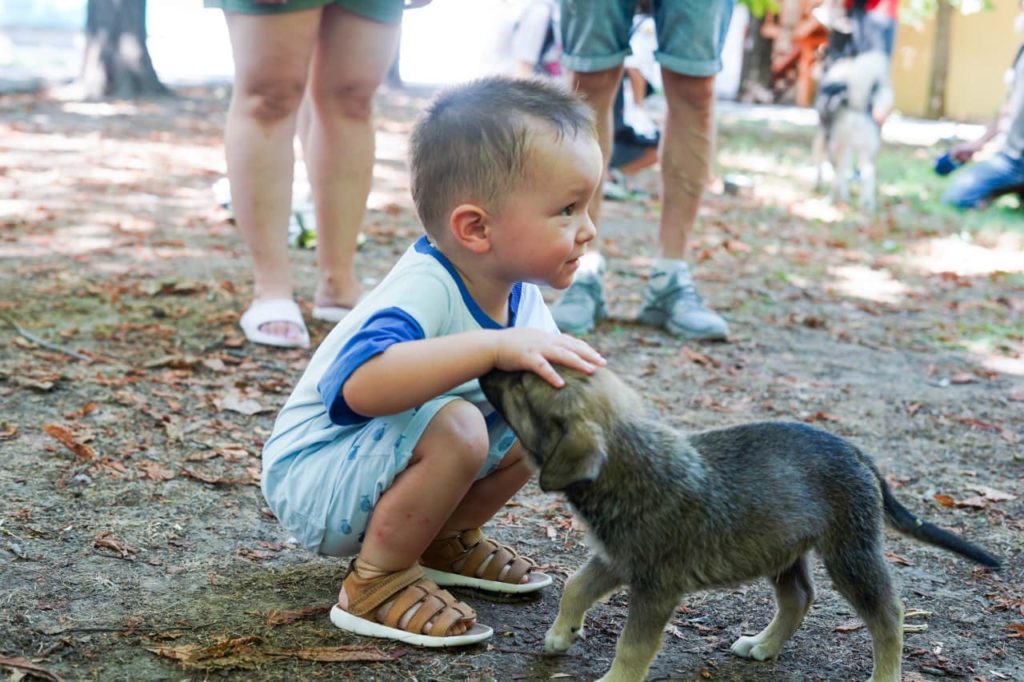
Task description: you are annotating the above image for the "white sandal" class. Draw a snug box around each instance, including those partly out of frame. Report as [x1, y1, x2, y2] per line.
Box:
[239, 298, 310, 349]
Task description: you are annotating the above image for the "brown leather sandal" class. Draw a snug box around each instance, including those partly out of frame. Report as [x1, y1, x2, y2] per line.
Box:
[329, 563, 492, 647]
[420, 528, 553, 594]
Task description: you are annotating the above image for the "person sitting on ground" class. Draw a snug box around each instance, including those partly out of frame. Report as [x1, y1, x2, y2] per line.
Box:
[942, 2, 1024, 210]
[260, 76, 606, 645]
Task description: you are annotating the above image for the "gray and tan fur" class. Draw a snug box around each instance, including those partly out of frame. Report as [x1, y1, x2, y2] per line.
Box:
[480, 367, 1000, 682]
[813, 50, 893, 213]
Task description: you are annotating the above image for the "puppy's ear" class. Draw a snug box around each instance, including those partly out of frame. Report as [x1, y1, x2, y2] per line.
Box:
[539, 419, 606, 492]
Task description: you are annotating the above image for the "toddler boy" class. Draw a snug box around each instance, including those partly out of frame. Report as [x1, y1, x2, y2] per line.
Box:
[261, 76, 606, 646]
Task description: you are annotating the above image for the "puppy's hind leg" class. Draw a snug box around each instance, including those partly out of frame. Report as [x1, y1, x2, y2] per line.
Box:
[860, 157, 877, 214]
[823, 544, 904, 682]
[600, 586, 679, 682]
[546, 554, 622, 653]
[731, 554, 815, 661]
[813, 129, 827, 192]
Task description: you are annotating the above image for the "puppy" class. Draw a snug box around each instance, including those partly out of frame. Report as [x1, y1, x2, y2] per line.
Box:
[813, 50, 893, 213]
[480, 367, 1000, 682]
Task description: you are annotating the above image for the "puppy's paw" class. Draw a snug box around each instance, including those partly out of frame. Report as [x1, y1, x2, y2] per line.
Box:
[544, 622, 583, 653]
[730, 635, 779, 661]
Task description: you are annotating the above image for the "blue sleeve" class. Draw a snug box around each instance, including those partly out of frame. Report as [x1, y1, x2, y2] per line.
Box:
[317, 307, 426, 426]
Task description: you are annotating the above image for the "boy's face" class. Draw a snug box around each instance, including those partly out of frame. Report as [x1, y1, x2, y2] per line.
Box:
[487, 127, 603, 290]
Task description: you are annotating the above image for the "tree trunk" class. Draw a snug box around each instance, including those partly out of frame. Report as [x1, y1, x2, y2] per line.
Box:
[926, 0, 952, 119]
[81, 0, 169, 100]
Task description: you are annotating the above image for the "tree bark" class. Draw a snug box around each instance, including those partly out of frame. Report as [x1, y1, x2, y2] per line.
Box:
[81, 0, 169, 100]
[926, 0, 952, 119]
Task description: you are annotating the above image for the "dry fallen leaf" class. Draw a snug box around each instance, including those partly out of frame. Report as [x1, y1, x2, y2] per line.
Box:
[933, 493, 956, 508]
[264, 605, 330, 626]
[214, 390, 270, 416]
[137, 460, 176, 482]
[681, 347, 721, 369]
[967, 485, 1017, 502]
[43, 423, 96, 461]
[94, 531, 137, 558]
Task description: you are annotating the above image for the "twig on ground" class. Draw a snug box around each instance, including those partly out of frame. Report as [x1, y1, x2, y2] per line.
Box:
[0, 313, 91, 362]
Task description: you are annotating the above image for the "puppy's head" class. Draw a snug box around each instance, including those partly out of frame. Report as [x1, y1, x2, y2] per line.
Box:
[480, 367, 638, 492]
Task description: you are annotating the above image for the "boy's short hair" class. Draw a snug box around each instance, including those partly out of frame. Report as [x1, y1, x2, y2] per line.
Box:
[410, 76, 596, 238]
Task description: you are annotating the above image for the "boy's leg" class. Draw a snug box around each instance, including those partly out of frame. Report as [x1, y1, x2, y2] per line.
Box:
[354, 400, 490, 573]
[551, 0, 633, 334]
[223, 8, 322, 343]
[304, 5, 402, 314]
[440, 441, 533, 531]
[637, 0, 733, 341]
[334, 399, 489, 637]
[418, 441, 552, 591]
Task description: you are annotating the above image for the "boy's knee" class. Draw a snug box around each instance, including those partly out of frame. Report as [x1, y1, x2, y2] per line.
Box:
[238, 78, 307, 125]
[424, 400, 490, 469]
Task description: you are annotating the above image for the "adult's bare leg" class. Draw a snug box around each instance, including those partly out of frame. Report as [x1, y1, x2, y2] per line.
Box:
[657, 69, 715, 259]
[304, 7, 401, 311]
[224, 9, 320, 341]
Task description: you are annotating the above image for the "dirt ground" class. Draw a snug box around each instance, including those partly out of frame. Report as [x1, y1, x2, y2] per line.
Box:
[1, 85, 1022, 682]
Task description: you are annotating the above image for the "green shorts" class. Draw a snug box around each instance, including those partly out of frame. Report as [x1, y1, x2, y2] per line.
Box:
[204, 0, 405, 24]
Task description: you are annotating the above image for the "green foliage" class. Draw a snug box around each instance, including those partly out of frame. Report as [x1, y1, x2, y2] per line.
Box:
[902, 0, 995, 25]
[738, 0, 779, 20]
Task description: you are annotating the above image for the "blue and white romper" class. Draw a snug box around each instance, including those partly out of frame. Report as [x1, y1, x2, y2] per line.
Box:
[261, 236, 558, 557]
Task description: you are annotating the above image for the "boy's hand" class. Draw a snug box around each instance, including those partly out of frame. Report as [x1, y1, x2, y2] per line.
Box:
[492, 329, 606, 388]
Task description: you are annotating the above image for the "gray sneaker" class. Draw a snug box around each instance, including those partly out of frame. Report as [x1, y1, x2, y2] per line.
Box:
[552, 272, 606, 335]
[638, 263, 729, 340]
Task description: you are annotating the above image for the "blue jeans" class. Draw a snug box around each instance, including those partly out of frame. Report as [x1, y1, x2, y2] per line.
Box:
[942, 152, 1024, 209]
[560, 0, 735, 77]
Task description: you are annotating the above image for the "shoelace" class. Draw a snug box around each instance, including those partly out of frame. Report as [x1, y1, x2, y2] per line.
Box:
[651, 273, 706, 311]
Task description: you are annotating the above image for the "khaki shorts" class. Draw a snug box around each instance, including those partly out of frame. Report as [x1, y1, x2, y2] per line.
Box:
[204, 0, 405, 24]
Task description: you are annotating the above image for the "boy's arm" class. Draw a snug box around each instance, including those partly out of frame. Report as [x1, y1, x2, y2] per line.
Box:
[343, 328, 602, 419]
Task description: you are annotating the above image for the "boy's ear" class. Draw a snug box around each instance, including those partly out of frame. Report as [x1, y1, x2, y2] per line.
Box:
[449, 203, 491, 254]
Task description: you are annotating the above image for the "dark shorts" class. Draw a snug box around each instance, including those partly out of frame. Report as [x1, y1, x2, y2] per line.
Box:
[204, 0, 405, 24]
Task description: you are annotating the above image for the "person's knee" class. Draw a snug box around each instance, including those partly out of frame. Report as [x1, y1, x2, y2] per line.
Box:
[236, 77, 306, 125]
[313, 77, 382, 121]
[422, 401, 490, 474]
[662, 71, 715, 113]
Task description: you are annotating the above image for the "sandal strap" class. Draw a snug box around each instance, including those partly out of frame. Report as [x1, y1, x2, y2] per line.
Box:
[383, 580, 477, 637]
[344, 565, 478, 637]
[344, 563, 425, 617]
[423, 528, 538, 584]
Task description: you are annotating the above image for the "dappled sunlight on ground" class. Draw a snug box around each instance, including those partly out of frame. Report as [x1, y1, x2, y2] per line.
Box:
[906, 235, 1024, 276]
[788, 195, 846, 223]
[826, 264, 914, 304]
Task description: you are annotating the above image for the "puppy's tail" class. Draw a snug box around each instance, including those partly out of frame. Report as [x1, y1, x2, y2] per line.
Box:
[876, 473, 1001, 569]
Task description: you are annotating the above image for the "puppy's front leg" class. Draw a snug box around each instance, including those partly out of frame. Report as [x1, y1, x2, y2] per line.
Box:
[599, 587, 678, 682]
[546, 555, 621, 653]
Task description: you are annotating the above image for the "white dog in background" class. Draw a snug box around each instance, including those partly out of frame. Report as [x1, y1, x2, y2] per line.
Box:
[813, 50, 893, 213]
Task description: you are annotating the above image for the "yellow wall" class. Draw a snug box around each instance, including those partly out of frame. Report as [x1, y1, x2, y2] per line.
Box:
[892, 2, 1020, 121]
